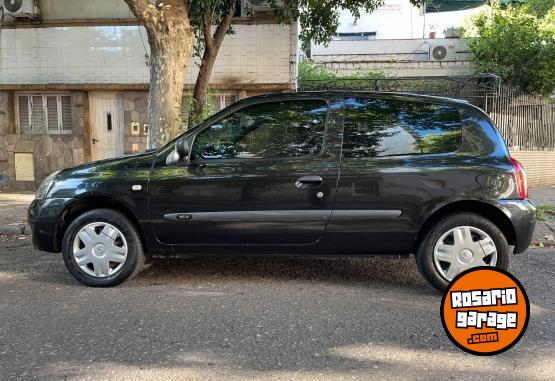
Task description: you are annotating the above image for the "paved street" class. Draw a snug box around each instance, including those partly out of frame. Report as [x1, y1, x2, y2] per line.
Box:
[0, 239, 553, 380]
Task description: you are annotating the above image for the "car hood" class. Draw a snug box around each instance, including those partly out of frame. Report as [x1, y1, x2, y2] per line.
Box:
[46, 150, 158, 198]
[61, 150, 158, 174]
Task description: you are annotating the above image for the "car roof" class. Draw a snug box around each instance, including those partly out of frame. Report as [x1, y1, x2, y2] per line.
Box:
[195, 90, 489, 131]
[239, 90, 473, 108]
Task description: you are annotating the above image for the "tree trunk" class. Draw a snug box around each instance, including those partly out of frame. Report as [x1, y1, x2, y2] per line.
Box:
[191, 2, 236, 122]
[192, 49, 217, 123]
[146, 21, 194, 148]
[124, 0, 195, 148]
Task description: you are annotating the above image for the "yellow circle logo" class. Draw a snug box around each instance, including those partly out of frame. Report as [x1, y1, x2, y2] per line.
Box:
[441, 267, 529, 355]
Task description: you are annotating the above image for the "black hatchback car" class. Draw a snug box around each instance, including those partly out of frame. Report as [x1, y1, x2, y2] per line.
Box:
[29, 92, 536, 290]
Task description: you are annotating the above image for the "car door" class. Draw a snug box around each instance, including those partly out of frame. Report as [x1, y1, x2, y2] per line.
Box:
[326, 94, 464, 254]
[148, 95, 343, 245]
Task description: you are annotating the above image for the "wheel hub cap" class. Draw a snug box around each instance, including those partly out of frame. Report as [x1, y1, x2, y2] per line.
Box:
[92, 243, 107, 258]
[72, 222, 128, 278]
[458, 249, 474, 263]
[433, 225, 497, 282]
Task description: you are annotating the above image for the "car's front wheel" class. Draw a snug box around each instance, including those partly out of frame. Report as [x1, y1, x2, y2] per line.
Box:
[62, 209, 145, 287]
[416, 212, 510, 291]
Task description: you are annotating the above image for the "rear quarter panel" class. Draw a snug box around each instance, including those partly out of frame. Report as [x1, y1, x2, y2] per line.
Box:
[321, 106, 518, 254]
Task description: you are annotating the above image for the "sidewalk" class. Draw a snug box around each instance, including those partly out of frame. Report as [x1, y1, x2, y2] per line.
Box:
[529, 186, 555, 205]
[0, 188, 554, 244]
[0, 191, 34, 235]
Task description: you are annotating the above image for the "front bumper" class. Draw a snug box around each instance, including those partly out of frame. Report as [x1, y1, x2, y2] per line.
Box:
[495, 199, 536, 254]
[28, 197, 75, 253]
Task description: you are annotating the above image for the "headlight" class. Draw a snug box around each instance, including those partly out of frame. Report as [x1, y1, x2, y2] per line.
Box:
[35, 170, 60, 199]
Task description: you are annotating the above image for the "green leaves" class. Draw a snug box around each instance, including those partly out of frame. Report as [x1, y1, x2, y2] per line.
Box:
[466, 1, 555, 94]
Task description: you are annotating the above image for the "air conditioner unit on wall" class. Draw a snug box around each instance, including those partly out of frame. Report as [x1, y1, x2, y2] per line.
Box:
[3, 0, 40, 19]
[429, 44, 458, 62]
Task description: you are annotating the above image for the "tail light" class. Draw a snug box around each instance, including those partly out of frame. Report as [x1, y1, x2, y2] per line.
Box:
[510, 157, 528, 199]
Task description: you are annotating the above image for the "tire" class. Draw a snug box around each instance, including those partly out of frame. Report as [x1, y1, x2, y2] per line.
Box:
[62, 208, 146, 287]
[416, 212, 510, 291]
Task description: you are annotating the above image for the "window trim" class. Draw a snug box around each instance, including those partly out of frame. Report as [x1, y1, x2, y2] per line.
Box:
[15, 93, 73, 135]
[189, 97, 331, 163]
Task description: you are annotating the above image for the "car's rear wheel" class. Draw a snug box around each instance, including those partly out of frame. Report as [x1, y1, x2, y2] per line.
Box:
[416, 212, 510, 291]
[62, 209, 145, 287]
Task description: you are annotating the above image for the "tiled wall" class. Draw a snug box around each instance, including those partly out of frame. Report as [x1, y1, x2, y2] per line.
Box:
[510, 150, 555, 187]
[0, 24, 295, 86]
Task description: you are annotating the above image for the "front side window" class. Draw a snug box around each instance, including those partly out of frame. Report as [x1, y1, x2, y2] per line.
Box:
[192, 99, 328, 160]
[342, 97, 462, 158]
[17, 94, 72, 134]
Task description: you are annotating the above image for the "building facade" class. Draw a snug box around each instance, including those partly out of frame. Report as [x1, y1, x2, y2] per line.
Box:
[0, 0, 298, 189]
[310, 38, 474, 77]
[335, 0, 486, 40]
[309, 0, 486, 77]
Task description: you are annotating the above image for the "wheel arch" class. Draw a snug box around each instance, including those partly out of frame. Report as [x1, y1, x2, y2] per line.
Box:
[56, 196, 146, 253]
[413, 200, 517, 253]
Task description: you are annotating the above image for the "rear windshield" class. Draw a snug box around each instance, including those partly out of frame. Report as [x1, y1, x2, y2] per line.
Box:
[342, 97, 462, 158]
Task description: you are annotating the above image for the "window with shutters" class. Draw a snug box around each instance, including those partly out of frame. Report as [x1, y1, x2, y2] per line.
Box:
[16, 94, 73, 134]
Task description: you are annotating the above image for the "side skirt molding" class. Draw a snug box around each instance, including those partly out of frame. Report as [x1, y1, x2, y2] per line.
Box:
[163, 209, 401, 222]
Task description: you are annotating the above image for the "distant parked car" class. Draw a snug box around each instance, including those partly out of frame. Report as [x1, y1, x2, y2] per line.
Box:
[29, 92, 535, 290]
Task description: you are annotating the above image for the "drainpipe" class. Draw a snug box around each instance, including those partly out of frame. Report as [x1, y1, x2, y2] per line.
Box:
[290, 20, 299, 92]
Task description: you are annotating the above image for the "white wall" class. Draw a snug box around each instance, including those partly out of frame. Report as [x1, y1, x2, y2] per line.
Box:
[337, 0, 486, 39]
[0, 24, 296, 87]
[312, 38, 471, 61]
[310, 38, 474, 77]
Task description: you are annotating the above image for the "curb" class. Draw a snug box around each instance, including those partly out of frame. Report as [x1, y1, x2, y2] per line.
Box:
[0, 224, 31, 236]
[531, 241, 555, 248]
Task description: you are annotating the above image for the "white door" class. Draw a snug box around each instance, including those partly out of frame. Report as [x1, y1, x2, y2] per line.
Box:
[91, 97, 124, 161]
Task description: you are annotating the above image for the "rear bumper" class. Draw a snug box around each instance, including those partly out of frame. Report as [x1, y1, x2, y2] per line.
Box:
[495, 199, 536, 254]
[28, 197, 75, 253]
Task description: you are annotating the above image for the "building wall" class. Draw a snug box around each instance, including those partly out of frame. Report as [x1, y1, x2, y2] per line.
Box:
[311, 38, 473, 77]
[510, 150, 555, 187]
[336, 0, 486, 40]
[312, 38, 470, 60]
[0, 24, 296, 89]
[318, 60, 474, 77]
[38, 0, 133, 20]
[120, 91, 149, 154]
[0, 91, 89, 189]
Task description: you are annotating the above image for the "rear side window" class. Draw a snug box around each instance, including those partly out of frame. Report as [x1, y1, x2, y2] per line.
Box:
[342, 97, 462, 158]
[192, 99, 328, 160]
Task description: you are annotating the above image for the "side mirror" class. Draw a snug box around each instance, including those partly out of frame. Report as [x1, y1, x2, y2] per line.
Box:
[175, 139, 190, 159]
[166, 138, 191, 165]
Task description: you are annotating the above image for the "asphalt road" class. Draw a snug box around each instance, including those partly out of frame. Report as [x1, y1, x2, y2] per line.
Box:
[0, 239, 553, 381]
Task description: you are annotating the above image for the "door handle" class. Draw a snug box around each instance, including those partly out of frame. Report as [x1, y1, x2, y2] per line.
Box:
[295, 175, 323, 188]
[92, 138, 99, 144]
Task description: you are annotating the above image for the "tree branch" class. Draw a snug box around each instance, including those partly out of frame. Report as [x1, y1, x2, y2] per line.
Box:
[203, 18, 214, 51]
[212, 1, 236, 50]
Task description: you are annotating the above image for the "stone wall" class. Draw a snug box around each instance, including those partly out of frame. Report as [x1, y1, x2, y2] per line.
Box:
[0, 91, 15, 188]
[0, 91, 89, 190]
[121, 91, 149, 154]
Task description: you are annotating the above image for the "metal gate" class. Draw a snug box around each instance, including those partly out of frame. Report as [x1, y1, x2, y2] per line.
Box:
[484, 86, 555, 150]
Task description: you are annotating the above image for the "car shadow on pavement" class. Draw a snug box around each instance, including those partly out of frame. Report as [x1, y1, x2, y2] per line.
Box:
[133, 255, 433, 291]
